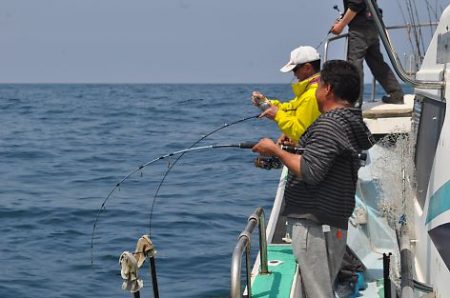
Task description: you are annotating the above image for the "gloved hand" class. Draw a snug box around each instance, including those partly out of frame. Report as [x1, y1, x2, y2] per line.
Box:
[251, 91, 269, 106]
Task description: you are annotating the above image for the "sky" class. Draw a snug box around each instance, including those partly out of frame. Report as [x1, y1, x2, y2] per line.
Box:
[1, 0, 447, 83]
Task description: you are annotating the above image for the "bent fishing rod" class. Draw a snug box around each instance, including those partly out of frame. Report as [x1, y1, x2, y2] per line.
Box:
[147, 115, 262, 235]
[90, 114, 261, 264]
[91, 142, 273, 263]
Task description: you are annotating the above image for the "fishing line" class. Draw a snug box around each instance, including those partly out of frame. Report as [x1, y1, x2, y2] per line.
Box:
[147, 114, 259, 235]
[315, 32, 331, 50]
[90, 114, 259, 264]
[315, 5, 343, 50]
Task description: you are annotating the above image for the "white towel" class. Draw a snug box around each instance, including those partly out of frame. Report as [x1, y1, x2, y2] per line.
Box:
[119, 251, 143, 293]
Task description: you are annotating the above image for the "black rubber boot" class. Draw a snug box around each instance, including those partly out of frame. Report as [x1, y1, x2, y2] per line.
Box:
[381, 92, 404, 104]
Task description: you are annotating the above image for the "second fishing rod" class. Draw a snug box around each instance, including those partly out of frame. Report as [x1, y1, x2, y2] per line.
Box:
[91, 113, 268, 263]
[90, 138, 303, 263]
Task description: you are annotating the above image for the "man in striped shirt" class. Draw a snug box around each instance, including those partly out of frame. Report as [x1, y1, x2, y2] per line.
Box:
[252, 60, 374, 297]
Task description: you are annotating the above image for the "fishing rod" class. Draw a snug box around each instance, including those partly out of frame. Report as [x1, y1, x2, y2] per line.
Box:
[148, 138, 306, 232]
[315, 32, 332, 50]
[91, 114, 259, 264]
[91, 127, 368, 264]
[91, 142, 262, 263]
[315, 5, 343, 49]
[147, 115, 261, 235]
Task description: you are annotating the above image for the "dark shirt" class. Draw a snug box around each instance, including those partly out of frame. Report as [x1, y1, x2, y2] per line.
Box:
[344, 0, 380, 28]
[282, 108, 374, 229]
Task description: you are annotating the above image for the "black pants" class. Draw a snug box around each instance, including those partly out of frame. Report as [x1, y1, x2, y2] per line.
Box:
[347, 25, 403, 106]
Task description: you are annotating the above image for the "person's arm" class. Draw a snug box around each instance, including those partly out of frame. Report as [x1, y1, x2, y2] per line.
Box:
[252, 138, 303, 177]
[331, 8, 357, 34]
[259, 105, 278, 120]
[272, 98, 319, 142]
[299, 118, 347, 185]
[259, 95, 300, 120]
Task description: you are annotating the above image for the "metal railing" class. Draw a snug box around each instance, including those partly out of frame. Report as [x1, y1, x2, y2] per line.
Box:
[230, 207, 269, 298]
[364, 0, 444, 90]
[323, 23, 437, 69]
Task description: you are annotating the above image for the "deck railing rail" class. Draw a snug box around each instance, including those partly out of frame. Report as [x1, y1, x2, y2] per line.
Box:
[230, 207, 269, 298]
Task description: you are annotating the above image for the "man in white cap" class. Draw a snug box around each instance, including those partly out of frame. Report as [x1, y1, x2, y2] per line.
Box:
[252, 45, 321, 144]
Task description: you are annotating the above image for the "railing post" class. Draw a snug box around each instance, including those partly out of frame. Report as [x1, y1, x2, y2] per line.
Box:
[230, 237, 246, 298]
[256, 209, 269, 275]
[245, 237, 252, 297]
[371, 77, 377, 102]
[230, 207, 271, 298]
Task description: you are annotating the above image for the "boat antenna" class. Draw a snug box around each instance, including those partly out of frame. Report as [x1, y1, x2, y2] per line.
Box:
[90, 114, 259, 264]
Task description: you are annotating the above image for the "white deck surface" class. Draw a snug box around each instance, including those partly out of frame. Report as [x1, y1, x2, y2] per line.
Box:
[362, 95, 414, 135]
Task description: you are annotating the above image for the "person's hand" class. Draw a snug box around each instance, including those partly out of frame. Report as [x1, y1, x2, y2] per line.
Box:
[258, 105, 278, 120]
[251, 91, 266, 106]
[277, 134, 295, 146]
[252, 138, 279, 156]
[331, 22, 345, 35]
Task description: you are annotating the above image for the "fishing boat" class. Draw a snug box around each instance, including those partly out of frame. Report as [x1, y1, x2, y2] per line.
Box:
[118, 1, 450, 297]
[228, 1, 450, 297]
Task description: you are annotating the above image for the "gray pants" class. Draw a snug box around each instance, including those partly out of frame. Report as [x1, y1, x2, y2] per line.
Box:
[347, 25, 403, 106]
[288, 218, 347, 298]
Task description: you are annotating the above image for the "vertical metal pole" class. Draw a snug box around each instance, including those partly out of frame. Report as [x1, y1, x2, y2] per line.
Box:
[245, 242, 252, 298]
[344, 33, 348, 59]
[383, 252, 392, 298]
[257, 209, 269, 275]
[149, 256, 160, 298]
[324, 40, 330, 62]
[371, 77, 376, 102]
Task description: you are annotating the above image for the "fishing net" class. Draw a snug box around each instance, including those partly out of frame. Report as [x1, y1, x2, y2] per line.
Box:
[366, 132, 417, 289]
[371, 133, 417, 237]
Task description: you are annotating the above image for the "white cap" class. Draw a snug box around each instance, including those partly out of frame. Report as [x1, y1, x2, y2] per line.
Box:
[280, 46, 320, 73]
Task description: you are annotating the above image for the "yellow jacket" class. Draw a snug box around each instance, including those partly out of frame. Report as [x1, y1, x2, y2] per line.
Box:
[269, 74, 321, 142]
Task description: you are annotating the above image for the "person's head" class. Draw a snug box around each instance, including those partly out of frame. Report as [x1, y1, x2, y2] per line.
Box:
[280, 46, 321, 81]
[315, 60, 360, 112]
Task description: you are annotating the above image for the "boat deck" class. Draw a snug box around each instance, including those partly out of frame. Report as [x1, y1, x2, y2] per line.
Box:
[362, 95, 414, 135]
[251, 244, 297, 298]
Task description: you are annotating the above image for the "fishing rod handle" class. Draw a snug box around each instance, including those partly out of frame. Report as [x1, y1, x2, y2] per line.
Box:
[238, 142, 304, 154]
[238, 142, 258, 149]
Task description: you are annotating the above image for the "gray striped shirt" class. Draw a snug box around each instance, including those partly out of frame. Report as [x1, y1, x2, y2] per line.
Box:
[282, 107, 373, 229]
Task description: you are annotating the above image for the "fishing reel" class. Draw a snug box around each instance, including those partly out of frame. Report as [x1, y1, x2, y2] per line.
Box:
[254, 155, 283, 170]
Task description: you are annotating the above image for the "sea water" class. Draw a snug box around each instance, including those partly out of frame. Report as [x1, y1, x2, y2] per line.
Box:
[0, 83, 411, 298]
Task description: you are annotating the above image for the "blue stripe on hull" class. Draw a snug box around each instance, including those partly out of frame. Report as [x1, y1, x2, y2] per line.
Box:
[426, 180, 450, 224]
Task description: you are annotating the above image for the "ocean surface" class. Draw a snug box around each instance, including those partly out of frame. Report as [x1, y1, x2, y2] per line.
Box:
[0, 83, 411, 298]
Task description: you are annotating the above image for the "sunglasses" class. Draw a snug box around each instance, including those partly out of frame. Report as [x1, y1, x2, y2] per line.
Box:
[292, 63, 306, 73]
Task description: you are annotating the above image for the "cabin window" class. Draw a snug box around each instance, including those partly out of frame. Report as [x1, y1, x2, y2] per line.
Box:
[414, 95, 446, 208]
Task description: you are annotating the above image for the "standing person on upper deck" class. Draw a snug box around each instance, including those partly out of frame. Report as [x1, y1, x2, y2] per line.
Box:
[251, 45, 321, 144]
[331, 0, 404, 106]
[252, 60, 374, 297]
